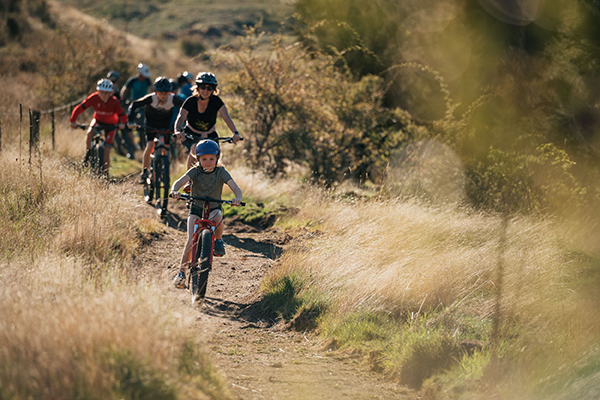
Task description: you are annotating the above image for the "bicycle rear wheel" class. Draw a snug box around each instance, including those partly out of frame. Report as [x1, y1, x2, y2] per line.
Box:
[191, 229, 212, 305]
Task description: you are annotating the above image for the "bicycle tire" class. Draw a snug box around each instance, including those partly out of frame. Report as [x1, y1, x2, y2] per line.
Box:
[113, 130, 128, 157]
[144, 171, 154, 204]
[96, 142, 104, 176]
[156, 156, 170, 217]
[144, 164, 154, 204]
[89, 144, 99, 172]
[90, 142, 104, 176]
[191, 229, 212, 304]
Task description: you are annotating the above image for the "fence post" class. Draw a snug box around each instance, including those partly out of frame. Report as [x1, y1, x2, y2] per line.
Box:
[0, 114, 2, 154]
[51, 110, 55, 150]
[29, 109, 40, 164]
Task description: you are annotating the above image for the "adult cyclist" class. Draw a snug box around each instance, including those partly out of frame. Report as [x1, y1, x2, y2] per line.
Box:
[127, 77, 185, 183]
[70, 78, 127, 174]
[173, 72, 242, 171]
[120, 63, 153, 157]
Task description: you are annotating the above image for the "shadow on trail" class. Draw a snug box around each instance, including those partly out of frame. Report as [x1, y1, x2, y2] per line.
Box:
[203, 296, 281, 328]
[161, 209, 187, 231]
[223, 233, 283, 259]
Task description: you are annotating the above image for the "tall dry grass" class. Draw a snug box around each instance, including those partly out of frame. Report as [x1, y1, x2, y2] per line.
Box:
[265, 185, 600, 397]
[0, 147, 231, 399]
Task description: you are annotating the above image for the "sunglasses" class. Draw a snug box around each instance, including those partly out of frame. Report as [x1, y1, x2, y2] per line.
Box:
[197, 84, 215, 91]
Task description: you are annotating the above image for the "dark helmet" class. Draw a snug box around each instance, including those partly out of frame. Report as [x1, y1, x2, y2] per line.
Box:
[154, 76, 171, 92]
[106, 70, 120, 82]
[195, 139, 220, 157]
[195, 72, 218, 87]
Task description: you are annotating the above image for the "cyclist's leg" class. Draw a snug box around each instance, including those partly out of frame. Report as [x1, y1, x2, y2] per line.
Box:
[179, 213, 201, 271]
[186, 144, 196, 170]
[104, 129, 117, 174]
[143, 129, 156, 171]
[86, 119, 97, 150]
[210, 209, 226, 256]
[209, 209, 224, 239]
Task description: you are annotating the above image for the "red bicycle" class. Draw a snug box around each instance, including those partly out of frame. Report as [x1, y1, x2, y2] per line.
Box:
[172, 193, 245, 305]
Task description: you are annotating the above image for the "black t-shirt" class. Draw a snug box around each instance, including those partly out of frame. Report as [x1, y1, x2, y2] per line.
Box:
[128, 93, 184, 129]
[181, 95, 225, 132]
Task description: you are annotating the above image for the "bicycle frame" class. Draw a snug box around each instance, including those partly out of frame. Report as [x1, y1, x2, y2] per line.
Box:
[77, 123, 117, 176]
[190, 200, 216, 273]
[140, 127, 173, 216]
[172, 194, 245, 304]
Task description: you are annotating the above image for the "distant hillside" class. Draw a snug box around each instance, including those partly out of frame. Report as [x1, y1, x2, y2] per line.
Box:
[55, 0, 295, 56]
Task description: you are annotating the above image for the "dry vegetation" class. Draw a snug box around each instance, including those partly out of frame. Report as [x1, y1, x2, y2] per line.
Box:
[260, 184, 600, 398]
[0, 149, 231, 399]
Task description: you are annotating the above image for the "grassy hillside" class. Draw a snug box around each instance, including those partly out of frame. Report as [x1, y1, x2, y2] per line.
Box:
[55, 0, 294, 55]
[260, 186, 600, 399]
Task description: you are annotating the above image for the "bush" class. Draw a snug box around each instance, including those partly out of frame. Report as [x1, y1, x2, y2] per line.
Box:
[215, 27, 414, 185]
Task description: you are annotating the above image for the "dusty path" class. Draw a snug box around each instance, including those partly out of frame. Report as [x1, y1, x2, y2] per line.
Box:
[134, 196, 416, 400]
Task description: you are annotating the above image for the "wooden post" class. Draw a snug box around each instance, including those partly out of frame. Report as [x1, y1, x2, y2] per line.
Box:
[0, 114, 2, 154]
[29, 109, 40, 164]
[51, 110, 55, 150]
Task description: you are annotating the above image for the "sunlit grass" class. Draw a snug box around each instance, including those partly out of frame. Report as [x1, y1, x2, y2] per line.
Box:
[261, 186, 600, 397]
[0, 147, 231, 399]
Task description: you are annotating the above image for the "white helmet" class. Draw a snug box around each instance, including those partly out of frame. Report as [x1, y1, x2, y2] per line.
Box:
[96, 78, 114, 92]
[137, 63, 151, 78]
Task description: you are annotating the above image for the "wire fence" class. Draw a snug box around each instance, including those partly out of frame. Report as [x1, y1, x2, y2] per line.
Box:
[0, 96, 86, 156]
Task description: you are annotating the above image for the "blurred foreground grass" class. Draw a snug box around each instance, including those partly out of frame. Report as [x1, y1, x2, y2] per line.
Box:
[260, 185, 600, 399]
[0, 148, 231, 399]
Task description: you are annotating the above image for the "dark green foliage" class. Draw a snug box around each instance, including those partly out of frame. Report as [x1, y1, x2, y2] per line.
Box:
[261, 274, 304, 320]
[216, 28, 416, 185]
[294, 0, 600, 214]
[400, 335, 461, 389]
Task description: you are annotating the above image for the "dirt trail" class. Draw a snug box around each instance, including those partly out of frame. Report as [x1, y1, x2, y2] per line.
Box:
[134, 194, 416, 400]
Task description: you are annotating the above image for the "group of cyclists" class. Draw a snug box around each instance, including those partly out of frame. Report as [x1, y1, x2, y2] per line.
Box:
[69, 62, 244, 289]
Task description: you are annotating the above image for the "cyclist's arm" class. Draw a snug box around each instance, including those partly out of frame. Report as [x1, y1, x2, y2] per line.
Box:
[170, 173, 191, 195]
[218, 105, 241, 143]
[174, 108, 189, 134]
[120, 85, 129, 102]
[70, 103, 86, 125]
[225, 178, 242, 205]
[218, 105, 238, 135]
[127, 95, 152, 122]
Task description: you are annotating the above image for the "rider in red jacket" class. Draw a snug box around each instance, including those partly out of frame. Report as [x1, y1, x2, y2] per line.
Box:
[70, 79, 127, 174]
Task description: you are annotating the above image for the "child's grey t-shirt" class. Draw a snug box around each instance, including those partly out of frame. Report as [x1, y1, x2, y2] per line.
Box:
[185, 166, 232, 210]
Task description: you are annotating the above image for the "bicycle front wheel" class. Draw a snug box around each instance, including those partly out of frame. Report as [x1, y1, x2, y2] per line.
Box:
[191, 229, 212, 304]
[156, 156, 170, 217]
[91, 142, 104, 176]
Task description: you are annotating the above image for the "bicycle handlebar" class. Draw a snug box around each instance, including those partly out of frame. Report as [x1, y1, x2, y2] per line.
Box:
[75, 123, 119, 131]
[171, 193, 245, 207]
[182, 134, 244, 144]
[128, 124, 173, 134]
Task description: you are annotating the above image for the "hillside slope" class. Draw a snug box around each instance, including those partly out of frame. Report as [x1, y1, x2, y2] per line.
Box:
[53, 0, 294, 54]
[47, 0, 201, 76]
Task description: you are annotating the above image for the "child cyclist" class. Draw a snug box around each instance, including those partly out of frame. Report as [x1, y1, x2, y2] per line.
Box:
[70, 78, 127, 174]
[127, 76, 185, 183]
[170, 139, 242, 288]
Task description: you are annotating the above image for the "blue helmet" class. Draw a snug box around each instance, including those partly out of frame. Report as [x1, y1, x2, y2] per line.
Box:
[195, 139, 220, 157]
